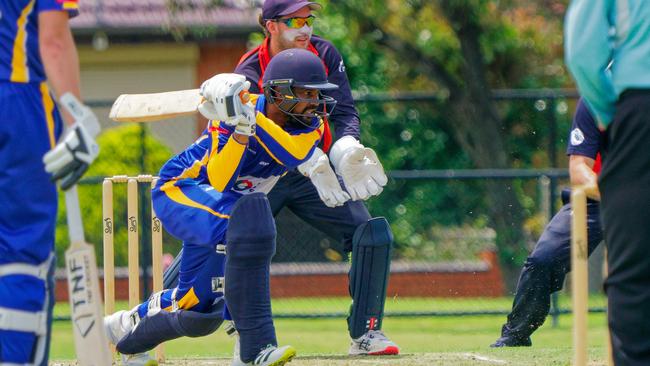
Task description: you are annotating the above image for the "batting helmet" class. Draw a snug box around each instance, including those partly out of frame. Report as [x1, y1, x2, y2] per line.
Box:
[263, 48, 338, 129]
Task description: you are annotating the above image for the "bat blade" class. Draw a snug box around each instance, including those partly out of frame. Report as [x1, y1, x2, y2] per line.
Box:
[65, 186, 112, 366]
[65, 242, 113, 366]
[109, 88, 203, 123]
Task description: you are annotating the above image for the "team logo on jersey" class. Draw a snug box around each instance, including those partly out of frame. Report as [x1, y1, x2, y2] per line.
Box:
[570, 128, 585, 146]
[338, 60, 346, 73]
[234, 179, 255, 192]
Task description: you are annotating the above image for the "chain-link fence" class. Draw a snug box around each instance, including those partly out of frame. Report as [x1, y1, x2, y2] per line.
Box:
[53, 90, 607, 322]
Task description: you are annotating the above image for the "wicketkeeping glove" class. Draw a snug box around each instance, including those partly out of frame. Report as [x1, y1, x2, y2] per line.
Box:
[298, 148, 350, 207]
[43, 93, 100, 190]
[198, 73, 250, 124]
[329, 136, 388, 201]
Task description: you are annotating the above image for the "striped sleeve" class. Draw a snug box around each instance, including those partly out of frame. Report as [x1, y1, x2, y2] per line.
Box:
[38, 0, 79, 16]
[206, 122, 247, 192]
[253, 113, 324, 169]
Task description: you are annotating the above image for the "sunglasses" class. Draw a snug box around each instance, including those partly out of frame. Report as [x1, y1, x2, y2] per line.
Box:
[275, 15, 316, 29]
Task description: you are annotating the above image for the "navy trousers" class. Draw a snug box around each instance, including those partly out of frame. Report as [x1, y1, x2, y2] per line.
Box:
[501, 196, 603, 340]
[600, 90, 650, 366]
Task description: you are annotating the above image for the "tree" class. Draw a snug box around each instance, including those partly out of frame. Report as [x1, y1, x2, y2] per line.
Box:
[317, 0, 569, 287]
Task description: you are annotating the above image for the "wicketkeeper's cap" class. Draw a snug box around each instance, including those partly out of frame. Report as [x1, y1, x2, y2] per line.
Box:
[262, 0, 321, 20]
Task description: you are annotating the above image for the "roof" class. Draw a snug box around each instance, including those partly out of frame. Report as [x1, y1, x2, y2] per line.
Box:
[70, 0, 261, 34]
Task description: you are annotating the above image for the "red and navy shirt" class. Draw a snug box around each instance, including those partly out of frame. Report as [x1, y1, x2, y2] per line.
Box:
[566, 99, 603, 174]
[235, 35, 360, 152]
[0, 0, 79, 83]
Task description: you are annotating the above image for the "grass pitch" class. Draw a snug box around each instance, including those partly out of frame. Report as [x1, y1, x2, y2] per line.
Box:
[50, 296, 609, 365]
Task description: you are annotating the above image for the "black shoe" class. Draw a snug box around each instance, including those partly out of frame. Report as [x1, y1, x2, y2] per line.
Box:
[490, 336, 532, 348]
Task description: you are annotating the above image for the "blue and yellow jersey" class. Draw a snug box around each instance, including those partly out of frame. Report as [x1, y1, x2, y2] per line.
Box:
[159, 94, 324, 195]
[0, 0, 79, 83]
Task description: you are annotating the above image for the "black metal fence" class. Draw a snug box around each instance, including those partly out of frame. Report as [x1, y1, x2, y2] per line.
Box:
[53, 89, 608, 322]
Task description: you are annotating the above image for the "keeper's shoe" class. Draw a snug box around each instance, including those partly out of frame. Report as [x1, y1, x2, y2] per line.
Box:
[348, 330, 400, 356]
[104, 309, 158, 366]
[231, 345, 296, 366]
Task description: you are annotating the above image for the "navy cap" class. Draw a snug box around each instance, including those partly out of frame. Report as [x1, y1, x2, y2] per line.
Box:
[263, 49, 338, 90]
[262, 0, 322, 20]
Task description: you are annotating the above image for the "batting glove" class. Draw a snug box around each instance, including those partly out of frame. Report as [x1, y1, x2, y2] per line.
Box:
[43, 94, 100, 191]
[198, 73, 250, 124]
[298, 148, 350, 207]
[233, 102, 257, 137]
[329, 136, 388, 201]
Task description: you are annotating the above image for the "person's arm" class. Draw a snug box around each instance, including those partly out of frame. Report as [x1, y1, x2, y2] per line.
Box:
[320, 42, 361, 140]
[564, 0, 616, 128]
[569, 155, 596, 186]
[206, 126, 249, 192]
[38, 10, 81, 125]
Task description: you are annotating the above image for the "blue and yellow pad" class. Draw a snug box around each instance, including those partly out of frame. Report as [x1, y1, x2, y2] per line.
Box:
[347, 217, 393, 338]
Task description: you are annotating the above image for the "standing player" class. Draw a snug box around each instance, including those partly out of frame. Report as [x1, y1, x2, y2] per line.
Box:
[164, 0, 399, 356]
[565, 1, 650, 364]
[0, 1, 100, 365]
[491, 99, 603, 347]
[105, 49, 338, 366]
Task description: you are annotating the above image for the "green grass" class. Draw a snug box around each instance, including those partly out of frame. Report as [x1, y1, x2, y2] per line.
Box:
[52, 294, 608, 317]
[50, 296, 609, 365]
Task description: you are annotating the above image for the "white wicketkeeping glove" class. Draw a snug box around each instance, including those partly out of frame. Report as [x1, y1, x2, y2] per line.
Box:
[329, 136, 388, 201]
[198, 73, 250, 124]
[43, 93, 100, 191]
[298, 148, 350, 207]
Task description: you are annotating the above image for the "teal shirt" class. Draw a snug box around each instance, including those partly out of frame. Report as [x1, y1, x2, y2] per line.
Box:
[565, 0, 650, 128]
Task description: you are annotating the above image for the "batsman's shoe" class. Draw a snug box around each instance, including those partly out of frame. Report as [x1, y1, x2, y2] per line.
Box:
[490, 335, 532, 348]
[231, 345, 296, 366]
[348, 330, 400, 356]
[104, 310, 133, 345]
[104, 310, 158, 366]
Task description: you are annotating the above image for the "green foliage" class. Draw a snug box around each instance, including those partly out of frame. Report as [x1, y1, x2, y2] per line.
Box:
[312, 1, 573, 269]
[54, 125, 179, 267]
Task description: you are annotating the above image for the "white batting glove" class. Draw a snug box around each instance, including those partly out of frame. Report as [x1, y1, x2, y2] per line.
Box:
[43, 93, 100, 191]
[233, 102, 257, 137]
[198, 73, 250, 124]
[298, 148, 350, 207]
[329, 136, 388, 201]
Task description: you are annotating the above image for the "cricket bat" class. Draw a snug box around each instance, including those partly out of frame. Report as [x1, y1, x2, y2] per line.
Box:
[58, 93, 112, 365]
[109, 88, 203, 123]
[109, 88, 249, 123]
[65, 185, 113, 366]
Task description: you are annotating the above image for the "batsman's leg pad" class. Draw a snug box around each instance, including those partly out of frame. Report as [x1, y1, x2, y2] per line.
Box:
[116, 298, 225, 354]
[225, 193, 277, 363]
[348, 217, 393, 338]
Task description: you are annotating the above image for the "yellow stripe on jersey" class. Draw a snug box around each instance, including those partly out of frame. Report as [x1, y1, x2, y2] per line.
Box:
[62, 1, 79, 10]
[207, 136, 246, 192]
[177, 159, 204, 180]
[39, 82, 56, 148]
[11, 0, 36, 83]
[160, 181, 230, 219]
[255, 112, 324, 161]
[176, 287, 200, 310]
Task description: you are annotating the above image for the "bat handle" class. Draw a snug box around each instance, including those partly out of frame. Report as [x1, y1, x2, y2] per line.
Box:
[240, 90, 250, 104]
